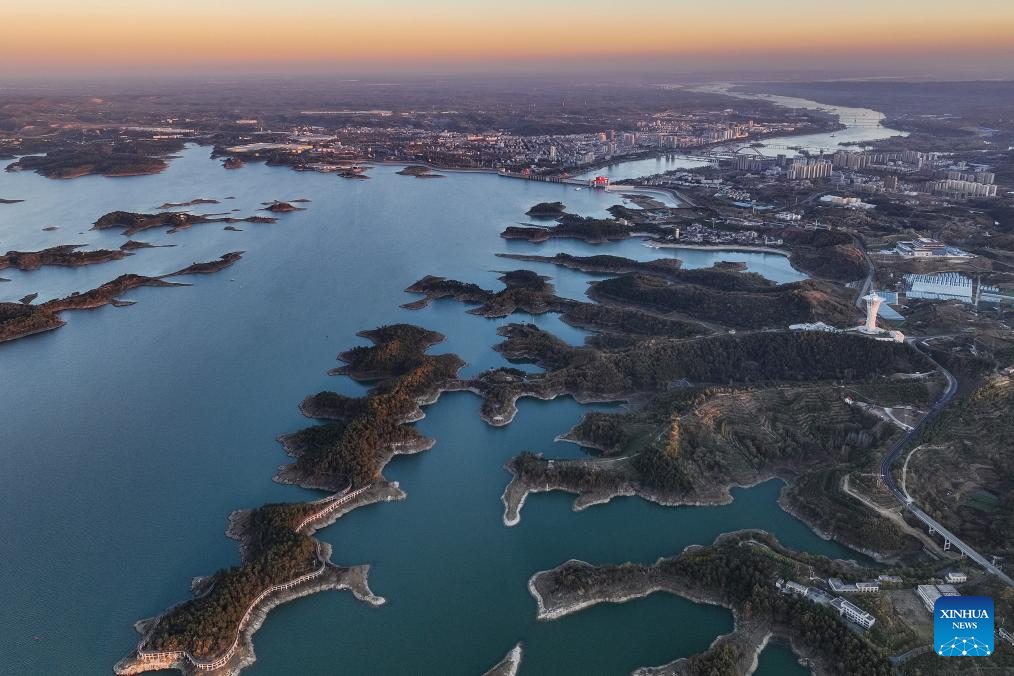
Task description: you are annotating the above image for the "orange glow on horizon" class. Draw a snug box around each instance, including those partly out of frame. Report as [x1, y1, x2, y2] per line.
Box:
[3, 2, 1014, 70]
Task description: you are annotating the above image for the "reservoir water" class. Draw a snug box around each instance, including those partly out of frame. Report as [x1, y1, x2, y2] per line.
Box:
[3, 138, 853, 674]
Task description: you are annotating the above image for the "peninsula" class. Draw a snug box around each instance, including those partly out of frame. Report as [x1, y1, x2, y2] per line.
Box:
[0, 253, 245, 344]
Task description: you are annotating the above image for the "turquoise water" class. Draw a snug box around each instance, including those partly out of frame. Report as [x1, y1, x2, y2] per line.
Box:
[1, 147, 855, 674]
[756, 642, 811, 676]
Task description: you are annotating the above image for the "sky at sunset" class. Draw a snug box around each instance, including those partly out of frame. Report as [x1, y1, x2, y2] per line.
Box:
[4, 0, 1014, 77]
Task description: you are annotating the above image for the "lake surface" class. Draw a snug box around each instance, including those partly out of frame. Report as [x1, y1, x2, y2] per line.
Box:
[0, 144, 856, 674]
[575, 155, 710, 182]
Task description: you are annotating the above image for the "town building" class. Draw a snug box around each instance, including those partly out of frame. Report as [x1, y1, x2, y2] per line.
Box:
[931, 178, 998, 199]
[917, 584, 961, 612]
[831, 597, 876, 629]
[819, 194, 875, 209]
[906, 273, 974, 303]
[892, 238, 972, 259]
[945, 571, 968, 584]
[734, 155, 766, 172]
[829, 578, 880, 593]
[787, 158, 832, 180]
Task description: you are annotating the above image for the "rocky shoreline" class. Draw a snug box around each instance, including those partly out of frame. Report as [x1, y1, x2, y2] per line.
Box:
[1, 244, 129, 272]
[0, 252, 251, 345]
[526, 533, 851, 676]
[482, 642, 524, 676]
[499, 449, 891, 567]
[114, 541, 383, 676]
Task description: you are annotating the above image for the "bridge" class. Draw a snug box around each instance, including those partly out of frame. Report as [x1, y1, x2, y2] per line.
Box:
[496, 170, 696, 207]
[878, 343, 1013, 585]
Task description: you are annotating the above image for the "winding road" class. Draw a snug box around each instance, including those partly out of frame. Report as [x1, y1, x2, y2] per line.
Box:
[878, 339, 1013, 585]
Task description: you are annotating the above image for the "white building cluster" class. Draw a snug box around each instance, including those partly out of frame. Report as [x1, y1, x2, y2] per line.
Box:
[787, 158, 833, 180]
[917, 584, 961, 612]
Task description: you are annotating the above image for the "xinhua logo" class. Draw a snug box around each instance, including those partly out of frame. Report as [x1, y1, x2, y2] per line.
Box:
[934, 596, 994, 657]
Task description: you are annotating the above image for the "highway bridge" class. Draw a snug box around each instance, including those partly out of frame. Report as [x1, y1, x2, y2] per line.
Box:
[880, 341, 1013, 585]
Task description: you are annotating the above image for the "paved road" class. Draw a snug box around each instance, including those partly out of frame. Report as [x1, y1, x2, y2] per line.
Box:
[854, 239, 875, 308]
[879, 339, 1013, 585]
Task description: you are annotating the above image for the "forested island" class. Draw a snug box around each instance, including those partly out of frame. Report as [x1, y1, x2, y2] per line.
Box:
[409, 257, 859, 332]
[0, 253, 245, 344]
[157, 198, 220, 209]
[93, 210, 277, 236]
[1, 244, 128, 271]
[119, 323, 470, 673]
[396, 165, 445, 178]
[165, 252, 243, 276]
[525, 201, 567, 217]
[116, 486, 389, 675]
[260, 201, 304, 213]
[5, 139, 184, 179]
[280, 324, 465, 489]
[502, 214, 637, 243]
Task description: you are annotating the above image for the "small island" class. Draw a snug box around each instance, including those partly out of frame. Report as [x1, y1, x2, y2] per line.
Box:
[525, 201, 566, 217]
[165, 252, 244, 276]
[0, 253, 246, 344]
[260, 201, 305, 213]
[93, 210, 279, 236]
[5, 139, 183, 179]
[502, 214, 635, 243]
[157, 198, 220, 209]
[119, 240, 174, 251]
[396, 165, 445, 179]
[115, 487, 390, 676]
[1, 244, 128, 271]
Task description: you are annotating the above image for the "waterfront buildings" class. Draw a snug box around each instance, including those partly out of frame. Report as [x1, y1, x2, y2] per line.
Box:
[734, 155, 765, 172]
[787, 158, 832, 180]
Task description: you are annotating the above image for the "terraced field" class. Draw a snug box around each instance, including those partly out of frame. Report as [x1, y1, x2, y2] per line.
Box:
[905, 376, 1014, 558]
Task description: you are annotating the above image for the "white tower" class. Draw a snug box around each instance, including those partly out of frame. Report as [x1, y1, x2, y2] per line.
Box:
[862, 292, 882, 333]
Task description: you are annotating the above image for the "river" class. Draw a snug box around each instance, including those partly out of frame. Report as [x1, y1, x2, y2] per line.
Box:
[1, 136, 849, 674]
[575, 83, 906, 182]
